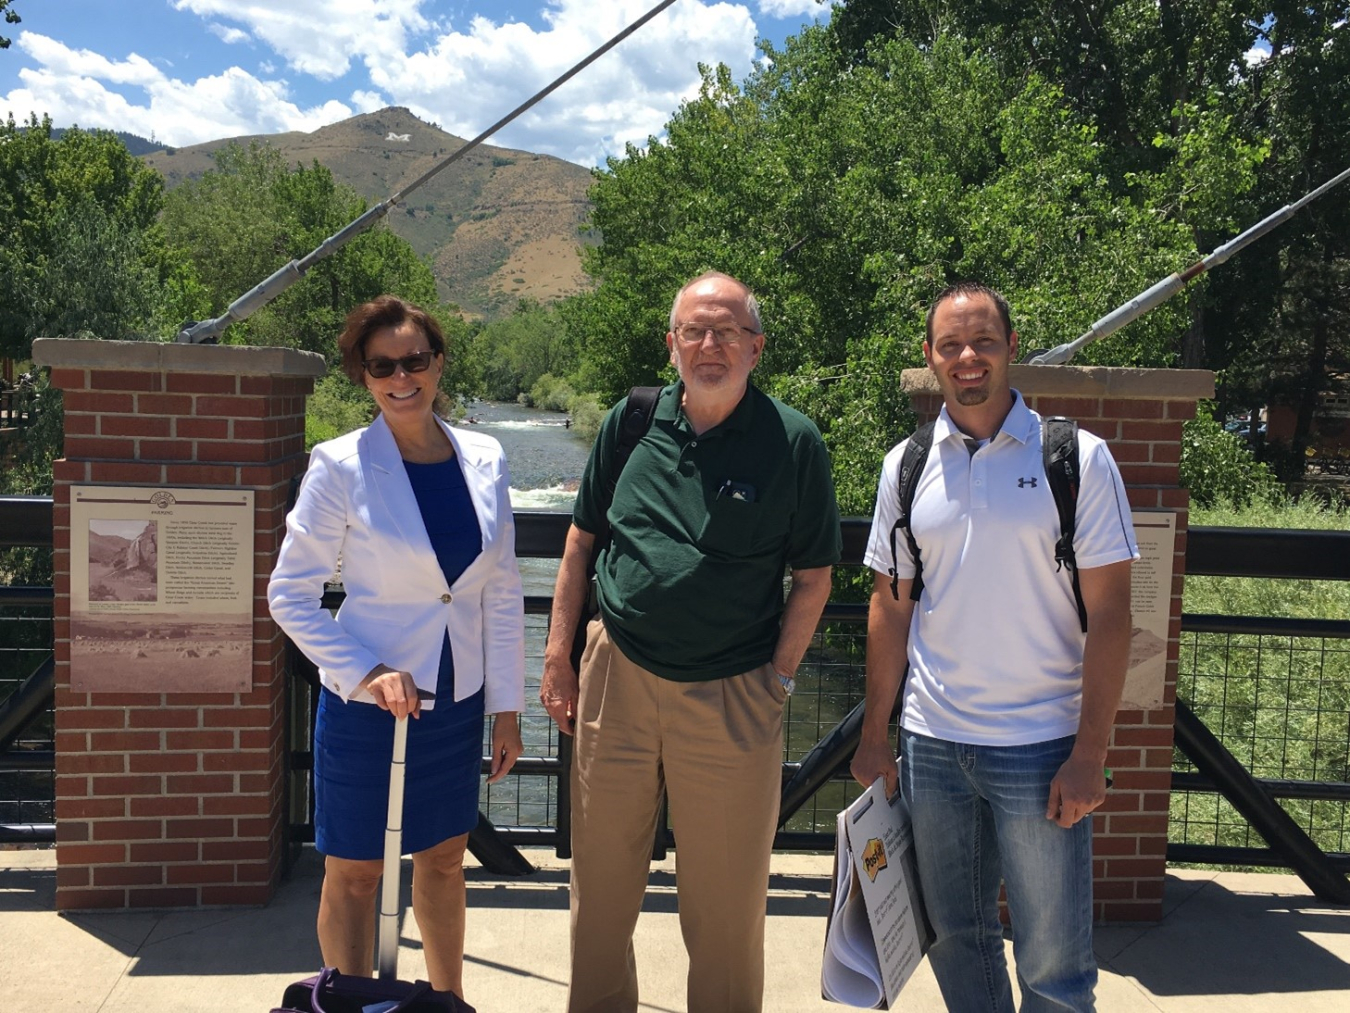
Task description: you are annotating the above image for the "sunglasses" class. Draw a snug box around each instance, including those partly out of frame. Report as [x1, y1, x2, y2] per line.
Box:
[362, 350, 435, 379]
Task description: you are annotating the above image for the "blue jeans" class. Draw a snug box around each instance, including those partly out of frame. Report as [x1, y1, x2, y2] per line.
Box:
[901, 731, 1096, 1013]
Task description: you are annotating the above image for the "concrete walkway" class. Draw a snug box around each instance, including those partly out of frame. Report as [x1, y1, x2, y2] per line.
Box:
[2, 846, 1349, 1011]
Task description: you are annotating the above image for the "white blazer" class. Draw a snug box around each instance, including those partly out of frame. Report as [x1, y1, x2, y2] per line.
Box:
[268, 414, 526, 714]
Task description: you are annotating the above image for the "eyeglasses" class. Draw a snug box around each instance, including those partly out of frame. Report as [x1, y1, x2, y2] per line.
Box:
[673, 322, 759, 346]
[362, 350, 435, 378]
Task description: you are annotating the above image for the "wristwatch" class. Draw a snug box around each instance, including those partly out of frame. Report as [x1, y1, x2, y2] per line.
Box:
[776, 670, 796, 696]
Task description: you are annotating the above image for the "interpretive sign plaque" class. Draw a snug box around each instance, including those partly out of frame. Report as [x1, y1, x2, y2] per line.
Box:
[1123, 510, 1177, 709]
[69, 486, 255, 692]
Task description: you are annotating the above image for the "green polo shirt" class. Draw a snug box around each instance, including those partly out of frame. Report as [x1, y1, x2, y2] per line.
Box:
[573, 382, 841, 682]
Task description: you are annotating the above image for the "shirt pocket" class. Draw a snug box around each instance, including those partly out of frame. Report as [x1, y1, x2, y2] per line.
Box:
[699, 496, 763, 558]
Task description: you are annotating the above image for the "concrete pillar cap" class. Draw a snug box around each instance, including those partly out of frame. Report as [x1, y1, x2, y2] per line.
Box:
[31, 338, 326, 378]
[902, 364, 1215, 400]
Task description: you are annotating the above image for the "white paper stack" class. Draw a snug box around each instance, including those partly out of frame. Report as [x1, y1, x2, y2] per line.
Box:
[821, 771, 932, 1009]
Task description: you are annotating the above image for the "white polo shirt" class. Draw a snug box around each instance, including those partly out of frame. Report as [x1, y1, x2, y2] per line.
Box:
[863, 392, 1139, 746]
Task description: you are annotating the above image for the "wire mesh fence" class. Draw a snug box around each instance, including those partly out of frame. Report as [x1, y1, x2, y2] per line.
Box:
[1172, 629, 1350, 856]
[0, 604, 54, 827]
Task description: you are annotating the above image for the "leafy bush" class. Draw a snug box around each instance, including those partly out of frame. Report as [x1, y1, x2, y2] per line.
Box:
[529, 373, 577, 412]
[466, 300, 575, 401]
[568, 392, 604, 443]
[0, 374, 61, 586]
[1179, 403, 1281, 508]
[304, 372, 370, 449]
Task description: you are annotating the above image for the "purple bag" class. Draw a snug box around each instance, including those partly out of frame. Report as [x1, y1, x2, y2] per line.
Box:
[272, 966, 475, 1013]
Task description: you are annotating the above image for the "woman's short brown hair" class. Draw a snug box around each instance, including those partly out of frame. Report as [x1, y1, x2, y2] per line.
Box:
[337, 295, 447, 385]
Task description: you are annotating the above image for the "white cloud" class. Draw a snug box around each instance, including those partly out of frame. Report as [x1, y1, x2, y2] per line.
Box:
[2, 3, 767, 165]
[2, 33, 351, 146]
[758, 0, 828, 17]
[1244, 44, 1270, 67]
[350, 89, 388, 113]
[172, 0, 760, 163]
[18, 33, 162, 88]
[174, 0, 429, 80]
[366, 1, 758, 164]
[207, 23, 252, 45]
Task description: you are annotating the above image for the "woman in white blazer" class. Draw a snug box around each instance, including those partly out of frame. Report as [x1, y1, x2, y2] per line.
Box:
[269, 296, 525, 1000]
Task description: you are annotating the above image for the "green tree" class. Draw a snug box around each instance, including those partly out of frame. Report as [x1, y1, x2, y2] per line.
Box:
[1218, 4, 1350, 476]
[21, 198, 161, 339]
[826, 2, 1350, 477]
[468, 299, 575, 400]
[1179, 403, 1281, 508]
[0, 1, 20, 49]
[0, 115, 167, 356]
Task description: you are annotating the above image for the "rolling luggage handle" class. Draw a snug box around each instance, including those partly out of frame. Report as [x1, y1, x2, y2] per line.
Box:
[379, 714, 410, 980]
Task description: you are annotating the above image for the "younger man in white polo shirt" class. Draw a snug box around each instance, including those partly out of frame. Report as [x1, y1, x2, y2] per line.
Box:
[852, 282, 1137, 1012]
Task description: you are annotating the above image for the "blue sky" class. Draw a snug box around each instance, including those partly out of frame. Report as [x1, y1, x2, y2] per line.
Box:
[1, 1, 833, 165]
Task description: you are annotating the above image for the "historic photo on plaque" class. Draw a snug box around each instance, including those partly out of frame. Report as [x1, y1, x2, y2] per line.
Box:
[1124, 510, 1177, 709]
[70, 486, 255, 693]
[87, 519, 159, 602]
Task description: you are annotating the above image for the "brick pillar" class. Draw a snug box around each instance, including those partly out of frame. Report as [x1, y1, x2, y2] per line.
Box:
[32, 339, 325, 911]
[902, 364, 1215, 922]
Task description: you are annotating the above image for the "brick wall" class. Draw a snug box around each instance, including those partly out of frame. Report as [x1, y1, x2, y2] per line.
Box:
[33, 339, 325, 910]
[902, 364, 1215, 922]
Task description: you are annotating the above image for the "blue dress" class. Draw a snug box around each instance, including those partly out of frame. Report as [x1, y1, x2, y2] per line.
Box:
[313, 455, 487, 860]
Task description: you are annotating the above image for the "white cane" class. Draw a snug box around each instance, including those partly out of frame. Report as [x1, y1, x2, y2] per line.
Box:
[377, 713, 409, 980]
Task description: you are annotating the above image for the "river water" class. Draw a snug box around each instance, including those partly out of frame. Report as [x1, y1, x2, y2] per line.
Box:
[465, 399, 579, 828]
[463, 399, 589, 598]
[465, 399, 593, 513]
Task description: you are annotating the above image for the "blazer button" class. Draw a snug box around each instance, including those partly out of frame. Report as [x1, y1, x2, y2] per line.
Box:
[440, 593, 453, 604]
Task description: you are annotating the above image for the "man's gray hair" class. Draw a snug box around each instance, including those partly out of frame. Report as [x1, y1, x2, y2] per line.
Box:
[668, 271, 763, 333]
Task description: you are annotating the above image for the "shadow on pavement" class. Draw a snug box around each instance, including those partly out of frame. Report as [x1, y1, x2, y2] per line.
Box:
[1106, 874, 1350, 996]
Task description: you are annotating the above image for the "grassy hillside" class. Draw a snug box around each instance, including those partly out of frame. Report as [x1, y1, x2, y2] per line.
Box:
[141, 106, 596, 316]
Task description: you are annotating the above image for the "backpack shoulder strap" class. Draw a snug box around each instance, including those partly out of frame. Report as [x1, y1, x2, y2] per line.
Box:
[591, 385, 662, 568]
[611, 385, 662, 490]
[888, 421, 936, 602]
[1042, 416, 1086, 633]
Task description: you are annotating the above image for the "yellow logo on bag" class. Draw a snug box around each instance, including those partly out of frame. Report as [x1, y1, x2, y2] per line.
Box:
[861, 837, 887, 881]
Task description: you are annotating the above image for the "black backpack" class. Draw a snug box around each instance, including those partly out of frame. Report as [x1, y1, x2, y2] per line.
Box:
[887, 416, 1087, 632]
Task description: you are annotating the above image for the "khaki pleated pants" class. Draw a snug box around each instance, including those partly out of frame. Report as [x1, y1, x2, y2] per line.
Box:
[566, 620, 786, 1013]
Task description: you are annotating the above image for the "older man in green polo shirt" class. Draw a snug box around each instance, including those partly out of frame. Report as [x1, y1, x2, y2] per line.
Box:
[541, 271, 841, 1013]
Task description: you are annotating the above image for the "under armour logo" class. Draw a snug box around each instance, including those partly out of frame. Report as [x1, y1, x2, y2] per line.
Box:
[1018, 477, 1038, 488]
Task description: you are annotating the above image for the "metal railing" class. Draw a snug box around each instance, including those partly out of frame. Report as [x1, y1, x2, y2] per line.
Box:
[0, 388, 34, 430]
[2, 496, 1348, 896]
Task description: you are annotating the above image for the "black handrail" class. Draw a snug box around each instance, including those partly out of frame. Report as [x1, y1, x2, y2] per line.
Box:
[1185, 527, 1350, 580]
[9, 498, 1346, 572]
[1181, 612, 1350, 638]
[1170, 771, 1350, 803]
